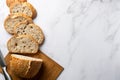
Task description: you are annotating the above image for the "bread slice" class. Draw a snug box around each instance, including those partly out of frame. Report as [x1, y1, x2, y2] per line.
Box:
[7, 35, 39, 54]
[10, 2, 37, 19]
[10, 54, 43, 78]
[4, 13, 33, 34]
[14, 21, 44, 45]
[6, 0, 27, 7]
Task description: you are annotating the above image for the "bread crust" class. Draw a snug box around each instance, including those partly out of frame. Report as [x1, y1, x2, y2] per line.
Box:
[10, 2, 37, 19]
[7, 35, 39, 54]
[10, 54, 43, 78]
[14, 21, 44, 45]
[4, 13, 33, 34]
[6, 0, 27, 7]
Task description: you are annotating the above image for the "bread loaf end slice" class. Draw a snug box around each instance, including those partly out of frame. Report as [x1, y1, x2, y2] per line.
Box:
[10, 54, 43, 78]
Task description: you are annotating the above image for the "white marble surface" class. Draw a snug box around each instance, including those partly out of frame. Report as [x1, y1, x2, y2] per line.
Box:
[1, 0, 120, 80]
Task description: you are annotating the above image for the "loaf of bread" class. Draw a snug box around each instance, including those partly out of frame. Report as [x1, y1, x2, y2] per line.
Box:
[14, 21, 44, 45]
[6, 0, 27, 7]
[4, 13, 33, 34]
[10, 2, 37, 19]
[10, 54, 43, 78]
[7, 35, 39, 54]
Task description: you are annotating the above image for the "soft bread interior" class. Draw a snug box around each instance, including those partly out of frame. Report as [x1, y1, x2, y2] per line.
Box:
[7, 35, 38, 53]
[5, 16, 26, 34]
[15, 22, 44, 44]
[11, 3, 32, 18]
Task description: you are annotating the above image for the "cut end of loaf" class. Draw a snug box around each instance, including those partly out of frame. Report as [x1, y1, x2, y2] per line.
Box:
[11, 54, 43, 62]
[10, 54, 43, 78]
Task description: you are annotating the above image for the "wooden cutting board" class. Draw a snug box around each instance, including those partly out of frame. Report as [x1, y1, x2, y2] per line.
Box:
[0, 50, 64, 80]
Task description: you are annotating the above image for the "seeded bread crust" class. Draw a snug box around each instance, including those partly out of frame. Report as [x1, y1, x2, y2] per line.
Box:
[10, 54, 43, 78]
[4, 13, 33, 34]
[6, 0, 27, 7]
[14, 21, 44, 45]
[10, 2, 37, 19]
[7, 35, 39, 54]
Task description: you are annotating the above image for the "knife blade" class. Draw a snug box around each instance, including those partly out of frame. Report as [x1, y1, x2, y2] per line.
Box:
[0, 50, 11, 80]
[0, 50, 6, 67]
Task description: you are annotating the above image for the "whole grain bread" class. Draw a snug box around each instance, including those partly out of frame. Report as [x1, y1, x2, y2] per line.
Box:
[10, 54, 43, 78]
[6, 0, 27, 7]
[4, 13, 33, 34]
[14, 21, 44, 45]
[10, 2, 37, 19]
[7, 35, 39, 54]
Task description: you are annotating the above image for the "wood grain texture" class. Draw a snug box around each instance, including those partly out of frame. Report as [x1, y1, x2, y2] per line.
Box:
[0, 50, 64, 80]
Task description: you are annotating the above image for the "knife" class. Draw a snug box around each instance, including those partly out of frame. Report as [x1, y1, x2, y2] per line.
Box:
[0, 50, 11, 80]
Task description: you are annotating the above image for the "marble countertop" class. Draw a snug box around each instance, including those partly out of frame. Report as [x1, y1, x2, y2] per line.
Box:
[0, 0, 120, 80]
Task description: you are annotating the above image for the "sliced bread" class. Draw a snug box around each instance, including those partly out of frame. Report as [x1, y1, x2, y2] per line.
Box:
[10, 2, 37, 19]
[10, 54, 43, 78]
[14, 21, 44, 45]
[6, 0, 27, 7]
[7, 35, 39, 54]
[4, 13, 33, 34]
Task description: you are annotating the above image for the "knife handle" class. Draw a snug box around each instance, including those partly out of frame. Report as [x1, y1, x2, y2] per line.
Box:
[2, 67, 11, 80]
